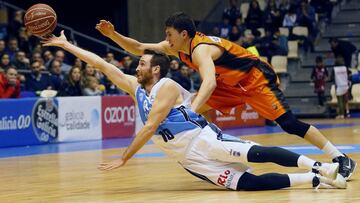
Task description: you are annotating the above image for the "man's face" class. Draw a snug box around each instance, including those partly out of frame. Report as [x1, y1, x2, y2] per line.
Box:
[106, 53, 114, 62]
[6, 68, 17, 82]
[16, 51, 25, 61]
[165, 27, 185, 51]
[51, 61, 61, 74]
[136, 54, 154, 87]
[31, 62, 41, 75]
[9, 39, 18, 51]
[123, 56, 132, 67]
[55, 51, 64, 62]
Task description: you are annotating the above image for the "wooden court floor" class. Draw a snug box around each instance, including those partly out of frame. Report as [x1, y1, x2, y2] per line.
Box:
[1, 118, 360, 202]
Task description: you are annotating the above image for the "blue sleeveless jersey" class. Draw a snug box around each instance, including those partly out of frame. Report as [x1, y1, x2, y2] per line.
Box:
[135, 84, 208, 138]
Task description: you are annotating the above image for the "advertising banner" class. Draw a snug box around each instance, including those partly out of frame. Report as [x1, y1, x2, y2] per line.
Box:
[102, 96, 135, 139]
[57, 96, 102, 142]
[0, 98, 58, 147]
[208, 104, 265, 129]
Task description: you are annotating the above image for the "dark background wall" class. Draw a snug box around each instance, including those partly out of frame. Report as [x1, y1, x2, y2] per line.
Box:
[4, 0, 128, 41]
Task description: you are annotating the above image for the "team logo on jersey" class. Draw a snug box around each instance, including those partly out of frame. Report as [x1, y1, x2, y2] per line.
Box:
[217, 169, 235, 188]
[209, 36, 221, 43]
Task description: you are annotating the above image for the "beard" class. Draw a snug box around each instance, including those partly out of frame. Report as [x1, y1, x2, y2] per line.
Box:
[137, 69, 153, 88]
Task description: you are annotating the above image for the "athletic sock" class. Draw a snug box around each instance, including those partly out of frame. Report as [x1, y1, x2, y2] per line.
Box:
[322, 141, 344, 158]
[288, 173, 315, 187]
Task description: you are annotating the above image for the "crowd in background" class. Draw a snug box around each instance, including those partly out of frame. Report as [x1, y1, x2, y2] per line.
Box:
[0, 0, 355, 102]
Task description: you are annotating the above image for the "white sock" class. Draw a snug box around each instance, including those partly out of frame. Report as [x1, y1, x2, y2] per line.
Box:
[288, 173, 315, 187]
[322, 141, 344, 158]
[297, 155, 316, 170]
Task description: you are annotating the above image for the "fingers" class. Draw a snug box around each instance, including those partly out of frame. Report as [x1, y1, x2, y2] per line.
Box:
[98, 163, 118, 171]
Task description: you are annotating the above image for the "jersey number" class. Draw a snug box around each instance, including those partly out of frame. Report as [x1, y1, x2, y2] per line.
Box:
[159, 129, 174, 142]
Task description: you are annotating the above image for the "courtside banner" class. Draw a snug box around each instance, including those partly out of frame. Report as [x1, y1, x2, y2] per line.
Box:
[0, 98, 58, 147]
[208, 104, 265, 129]
[57, 96, 102, 142]
[102, 96, 135, 139]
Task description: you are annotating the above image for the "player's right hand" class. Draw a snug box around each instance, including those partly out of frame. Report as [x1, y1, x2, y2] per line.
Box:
[96, 20, 115, 37]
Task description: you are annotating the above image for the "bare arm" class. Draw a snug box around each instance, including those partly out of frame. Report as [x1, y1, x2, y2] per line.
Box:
[42, 31, 138, 97]
[191, 45, 217, 113]
[95, 20, 176, 56]
[98, 81, 180, 170]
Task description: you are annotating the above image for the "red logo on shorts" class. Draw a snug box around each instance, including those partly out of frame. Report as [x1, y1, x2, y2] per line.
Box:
[217, 170, 230, 186]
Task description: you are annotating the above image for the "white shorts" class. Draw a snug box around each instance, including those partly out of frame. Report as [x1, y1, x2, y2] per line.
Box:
[180, 125, 258, 190]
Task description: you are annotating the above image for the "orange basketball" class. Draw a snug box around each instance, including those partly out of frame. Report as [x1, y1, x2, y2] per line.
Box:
[24, 4, 57, 37]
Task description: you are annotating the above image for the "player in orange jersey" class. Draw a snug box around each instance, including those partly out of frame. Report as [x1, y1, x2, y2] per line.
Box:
[95, 12, 356, 180]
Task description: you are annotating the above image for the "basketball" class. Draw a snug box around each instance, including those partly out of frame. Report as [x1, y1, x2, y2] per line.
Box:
[24, 4, 57, 37]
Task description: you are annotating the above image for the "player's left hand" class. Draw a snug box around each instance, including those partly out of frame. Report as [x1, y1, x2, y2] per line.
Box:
[98, 159, 126, 171]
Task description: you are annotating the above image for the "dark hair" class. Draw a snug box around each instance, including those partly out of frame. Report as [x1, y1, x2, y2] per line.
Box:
[144, 49, 170, 78]
[316, 56, 323, 63]
[165, 12, 196, 38]
[328, 37, 338, 43]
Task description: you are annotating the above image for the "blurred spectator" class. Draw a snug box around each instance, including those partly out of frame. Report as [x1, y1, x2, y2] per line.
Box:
[329, 38, 357, 68]
[245, 0, 264, 30]
[311, 56, 328, 106]
[0, 54, 13, 72]
[0, 40, 5, 57]
[229, 26, 242, 42]
[282, 8, 297, 27]
[17, 27, 32, 54]
[167, 58, 180, 77]
[58, 66, 83, 96]
[82, 76, 104, 96]
[171, 64, 191, 91]
[49, 60, 64, 91]
[13, 51, 29, 70]
[43, 50, 54, 69]
[31, 51, 45, 68]
[122, 55, 137, 75]
[7, 10, 23, 38]
[331, 57, 351, 118]
[219, 17, 232, 39]
[257, 29, 287, 60]
[105, 52, 121, 67]
[264, 0, 282, 32]
[74, 58, 83, 69]
[211, 26, 220, 37]
[223, 0, 241, 26]
[279, 0, 291, 17]
[25, 61, 53, 94]
[54, 50, 72, 73]
[296, 0, 317, 39]
[5, 38, 19, 62]
[0, 66, 20, 98]
[310, 0, 333, 22]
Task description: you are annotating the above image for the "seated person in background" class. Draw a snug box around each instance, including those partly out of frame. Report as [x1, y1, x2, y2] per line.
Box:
[57, 66, 83, 97]
[0, 66, 20, 98]
[82, 76, 104, 96]
[25, 61, 53, 95]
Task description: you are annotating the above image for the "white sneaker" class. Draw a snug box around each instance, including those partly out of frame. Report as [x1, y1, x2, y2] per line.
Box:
[316, 162, 339, 180]
[313, 174, 347, 190]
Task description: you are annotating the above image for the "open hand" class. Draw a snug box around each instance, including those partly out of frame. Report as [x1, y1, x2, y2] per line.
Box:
[41, 30, 68, 48]
[98, 159, 126, 171]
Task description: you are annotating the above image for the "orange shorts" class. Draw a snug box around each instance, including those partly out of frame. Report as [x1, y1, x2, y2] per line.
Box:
[206, 64, 289, 121]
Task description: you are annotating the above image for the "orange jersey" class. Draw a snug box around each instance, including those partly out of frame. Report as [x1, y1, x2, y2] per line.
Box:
[178, 32, 288, 120]
[178, 32, 272, 86]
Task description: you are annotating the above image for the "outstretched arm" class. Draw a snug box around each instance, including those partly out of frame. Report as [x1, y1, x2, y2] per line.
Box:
[95, 20, 176, 56]
[98, 81, 180, 171]
[42, 31, 138, 97]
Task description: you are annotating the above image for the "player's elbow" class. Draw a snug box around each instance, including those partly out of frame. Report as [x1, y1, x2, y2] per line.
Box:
[205, 79, 217, 92]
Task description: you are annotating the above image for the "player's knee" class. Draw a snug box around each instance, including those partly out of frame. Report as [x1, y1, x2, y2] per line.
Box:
[276, 111, 310, 138]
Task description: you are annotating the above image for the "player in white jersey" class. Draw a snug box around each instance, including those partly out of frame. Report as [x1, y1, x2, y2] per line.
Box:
[42, 31, 346, 191]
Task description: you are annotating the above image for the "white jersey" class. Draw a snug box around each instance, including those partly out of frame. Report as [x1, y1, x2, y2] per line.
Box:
[135, 78, 208, 161]
[135, 78, 255, 190]
[333, 66, 349, 96]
